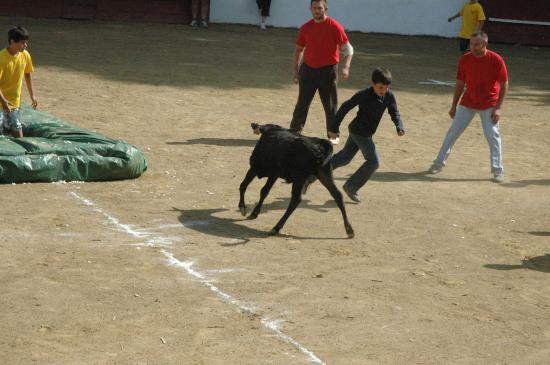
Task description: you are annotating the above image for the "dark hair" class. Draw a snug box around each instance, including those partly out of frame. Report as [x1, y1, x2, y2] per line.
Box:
[8, 26, 29, 44]
[311, 0, 327, 5]
[372, 67, 392, 85]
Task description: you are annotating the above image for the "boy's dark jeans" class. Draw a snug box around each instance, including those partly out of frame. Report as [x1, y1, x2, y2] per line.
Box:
[290, 63, 338, 132]
[332, 132, 380, 193]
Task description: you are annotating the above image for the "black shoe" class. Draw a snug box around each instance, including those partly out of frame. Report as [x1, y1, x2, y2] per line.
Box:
[343, 184, 360, 203]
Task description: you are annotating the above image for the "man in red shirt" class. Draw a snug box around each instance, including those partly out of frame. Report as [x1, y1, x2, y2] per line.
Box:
[429, 31, 509, 183]
[290, 0, 354, 137]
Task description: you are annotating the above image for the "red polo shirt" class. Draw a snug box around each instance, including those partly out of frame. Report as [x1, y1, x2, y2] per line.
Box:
[296, 16, 348, 69]
[457, 50, 508, 110]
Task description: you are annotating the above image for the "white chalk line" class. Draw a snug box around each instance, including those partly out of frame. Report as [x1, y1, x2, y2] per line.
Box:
[68, 191, 325, 365]
[418, 79, 455, 87]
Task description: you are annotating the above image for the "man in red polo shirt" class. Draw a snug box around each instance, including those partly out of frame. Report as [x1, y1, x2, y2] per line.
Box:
[290, 0, 354, 137]
[429, 31, 509, 183]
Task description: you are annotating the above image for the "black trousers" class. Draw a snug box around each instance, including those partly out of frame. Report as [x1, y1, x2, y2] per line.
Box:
[256, 0, 271, 17]
[290, 63, 338, 133]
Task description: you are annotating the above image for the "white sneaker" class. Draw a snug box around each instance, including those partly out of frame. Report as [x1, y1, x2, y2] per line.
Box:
[493, 172, 504, 183]
[428, 164, 443, 174]
[200, 20, 208, 28]
[260, 23, 266, 30]
[190, 20, 199, 27]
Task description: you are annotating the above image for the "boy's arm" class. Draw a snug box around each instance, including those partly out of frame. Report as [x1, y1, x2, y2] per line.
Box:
[448, 12, 461, 22]
[0, 90, 10, 111]
[388, 92, 404, 135]
[24, 73, 38, 109]
[329, 91, 361, 134]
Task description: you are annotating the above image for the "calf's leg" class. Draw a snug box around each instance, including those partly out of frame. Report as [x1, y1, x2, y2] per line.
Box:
[317, 165, 355, 238]
[270, 178, 304, 235]
[248, 176, 277, 220]
[239, 169, 256, 216]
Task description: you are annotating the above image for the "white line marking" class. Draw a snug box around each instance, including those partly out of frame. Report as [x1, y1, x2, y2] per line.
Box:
[68, 191, 325, 364]
[262, 318, 325, 364]
[489, 17, 550, 26]
[419, 79, 455, 87]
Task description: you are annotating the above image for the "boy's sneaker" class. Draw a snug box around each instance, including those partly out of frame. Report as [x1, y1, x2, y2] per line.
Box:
[190, 20, 199, 27]
[428, 163, 443, 174]
[200, 20, 208, 28]
[343, 184, 361, 203]
[493, 172, 504, 183]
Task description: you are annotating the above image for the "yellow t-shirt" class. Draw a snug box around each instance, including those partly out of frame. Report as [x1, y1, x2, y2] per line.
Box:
[459, 2, 486, 39]
[0, 48, 34, 109]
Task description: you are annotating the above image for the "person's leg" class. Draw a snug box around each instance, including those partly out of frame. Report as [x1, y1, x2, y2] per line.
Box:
[290, 64, 319, 132]
[264, 0, 271, 16]
[0, 110, 6, 135]
[190, 0, 199, 25]
[331, 135, 359, 170]
[479, 107, 503, 176]
[7, 108, 23, 138]
[432, 105, 476, 169]
[345, 133, 379, 194]
[302, 135, 357, 195]
[200, 0, 210, 27]
[459, 38, 469, 53]
[318, 65, 338, 134]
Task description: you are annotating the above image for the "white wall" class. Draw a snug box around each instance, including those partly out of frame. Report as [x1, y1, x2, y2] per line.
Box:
[211, 0, 466, 38]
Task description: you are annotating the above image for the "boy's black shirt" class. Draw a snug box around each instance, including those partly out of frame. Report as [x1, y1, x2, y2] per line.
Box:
[330, 87, 404, 136]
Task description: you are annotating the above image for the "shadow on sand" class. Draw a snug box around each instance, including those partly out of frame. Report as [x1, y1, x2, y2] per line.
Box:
[166, 138, 257, 147]
[484, 254, 550, 273]
[173, 197, 350, 245]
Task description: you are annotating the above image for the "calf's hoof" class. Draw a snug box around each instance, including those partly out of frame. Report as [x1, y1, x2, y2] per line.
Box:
[247, 212, 259, 220]
[268, 228, 280, 236]
[239, 206, 247, 216]
[346, 227, 355, 239]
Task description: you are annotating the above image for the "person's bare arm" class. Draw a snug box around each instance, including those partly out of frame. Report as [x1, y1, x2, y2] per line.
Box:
[491, 81, 509, 123]
[448, 12, 460, 22]
[339, 42, 353, 81]
[0, 90, 10, 111]
[292, 45, 305, 83]
[449, 79, 465, 118]
[24, 73, 38, 109]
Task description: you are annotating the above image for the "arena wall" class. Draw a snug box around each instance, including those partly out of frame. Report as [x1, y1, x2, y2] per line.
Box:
[210, 0, 465, 37]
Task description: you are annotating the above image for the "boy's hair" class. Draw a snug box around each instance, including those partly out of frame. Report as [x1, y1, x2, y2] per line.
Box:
[372, 67, 392, 85]
[311, 0, 327, 5]
[8, 26, 29, 44]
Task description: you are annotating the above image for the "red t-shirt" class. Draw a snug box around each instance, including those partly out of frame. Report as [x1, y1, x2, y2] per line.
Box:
[296, 16, 348, 69]
[457, 50, 508, 109]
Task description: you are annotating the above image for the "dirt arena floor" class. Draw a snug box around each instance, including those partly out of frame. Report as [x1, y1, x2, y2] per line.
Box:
[1, 17, 550, 364]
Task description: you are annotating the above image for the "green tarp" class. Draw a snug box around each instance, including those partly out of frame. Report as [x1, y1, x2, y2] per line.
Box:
[0, 105, 147, 183]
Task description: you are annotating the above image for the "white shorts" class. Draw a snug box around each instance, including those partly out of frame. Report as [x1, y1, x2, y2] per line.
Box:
[0, 108, 22, 133]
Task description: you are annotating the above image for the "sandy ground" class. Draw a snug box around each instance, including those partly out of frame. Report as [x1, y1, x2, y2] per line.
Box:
[1, 17, 550, 365]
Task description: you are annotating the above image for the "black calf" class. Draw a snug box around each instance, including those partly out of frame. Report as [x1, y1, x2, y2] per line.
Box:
[239, 123, 354, 238]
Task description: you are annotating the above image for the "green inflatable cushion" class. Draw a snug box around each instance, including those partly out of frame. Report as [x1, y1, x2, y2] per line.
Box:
[0, 105, 148, 183]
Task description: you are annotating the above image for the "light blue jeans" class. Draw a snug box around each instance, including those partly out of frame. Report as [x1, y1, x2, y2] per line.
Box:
[433, 105, 503, 174]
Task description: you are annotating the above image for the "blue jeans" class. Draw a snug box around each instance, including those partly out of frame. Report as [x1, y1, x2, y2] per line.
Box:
[332, 132, 380, 193]
[433, 105, 503, 174]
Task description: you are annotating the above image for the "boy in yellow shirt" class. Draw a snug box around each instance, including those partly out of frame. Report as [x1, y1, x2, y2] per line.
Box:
[0, 26, 37, 138]
[448, 0, 486, 53]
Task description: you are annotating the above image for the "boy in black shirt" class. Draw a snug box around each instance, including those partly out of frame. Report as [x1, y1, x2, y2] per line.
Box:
[327, 67, 405, 202]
